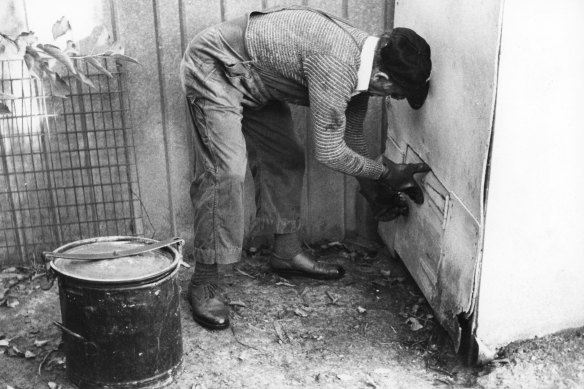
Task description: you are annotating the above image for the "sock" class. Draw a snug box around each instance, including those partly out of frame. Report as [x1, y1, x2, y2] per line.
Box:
[218, 263, 234, 277]
[273, 232, 302, 259]
[190, 262, 218, 287]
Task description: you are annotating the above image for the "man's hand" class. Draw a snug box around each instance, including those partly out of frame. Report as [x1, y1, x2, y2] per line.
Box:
[378, 156, 430, 204]
[358, 178, 409, 222]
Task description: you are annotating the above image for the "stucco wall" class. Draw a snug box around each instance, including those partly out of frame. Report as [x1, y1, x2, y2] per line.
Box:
[477, 0, 584, 348]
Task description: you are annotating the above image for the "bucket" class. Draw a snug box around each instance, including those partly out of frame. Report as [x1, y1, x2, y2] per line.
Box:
[44, 236, 185, 388]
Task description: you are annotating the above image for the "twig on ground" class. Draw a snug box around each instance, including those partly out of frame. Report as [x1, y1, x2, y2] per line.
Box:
[235, 268, 256, 279]
[275, 281, 296, 288]
[325, 290, 339, 305]
[31, 272, 46, 281]
[435, 377, 455, 385]
[427, 365, 455, 377]
[38, 349, 55, 375]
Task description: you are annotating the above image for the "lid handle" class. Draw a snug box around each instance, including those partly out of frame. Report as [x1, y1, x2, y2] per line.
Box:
[43, 237, 185, 262]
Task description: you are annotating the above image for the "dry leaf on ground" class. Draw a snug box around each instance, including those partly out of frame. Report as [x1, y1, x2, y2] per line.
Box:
[406, 317, 424, 331]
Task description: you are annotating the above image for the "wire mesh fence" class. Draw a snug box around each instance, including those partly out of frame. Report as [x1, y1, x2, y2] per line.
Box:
[0, 58, 143, 266]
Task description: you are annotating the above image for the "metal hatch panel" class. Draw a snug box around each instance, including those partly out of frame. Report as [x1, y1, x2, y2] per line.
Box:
[380, 142, 480, 350]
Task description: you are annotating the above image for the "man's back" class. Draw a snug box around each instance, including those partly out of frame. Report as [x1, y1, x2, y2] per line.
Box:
[246, 9, 368, 88]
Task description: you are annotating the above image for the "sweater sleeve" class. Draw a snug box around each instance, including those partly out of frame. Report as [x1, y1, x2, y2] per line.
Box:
[344, 92, 371, 158]
[303, 54, 385, 179]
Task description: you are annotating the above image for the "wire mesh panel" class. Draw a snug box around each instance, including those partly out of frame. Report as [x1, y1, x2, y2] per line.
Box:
[0, 58, 143, 266]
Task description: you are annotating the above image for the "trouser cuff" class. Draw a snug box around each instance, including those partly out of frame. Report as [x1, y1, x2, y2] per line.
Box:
[193, 247, 242, 265]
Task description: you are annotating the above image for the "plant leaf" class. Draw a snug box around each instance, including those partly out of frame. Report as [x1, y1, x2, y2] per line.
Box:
[84, 56, 113, 78]
[17, 31, 37, 44]
[109, 53, 140, 65]
[23, 52, 37, 76]
[0, 33, 18, 56]
[24, 46, 47, 79]
[0, 102, 11, 115]
[45, 69, 70, 98]
[0, 32, 17, 48]
[97, 41, 140, 65]
[74, 71, 95, 89]
[37, 43, 78, 75]
[15, 31, 38, 55]
[52, 16, 71, 40]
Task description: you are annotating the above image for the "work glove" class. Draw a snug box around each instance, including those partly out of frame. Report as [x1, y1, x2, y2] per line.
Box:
[358, 178, 409, 221]
[378, 156, 430, 204]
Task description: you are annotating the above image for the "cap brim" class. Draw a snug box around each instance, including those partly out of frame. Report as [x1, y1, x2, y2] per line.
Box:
[407, 82, 430, 110]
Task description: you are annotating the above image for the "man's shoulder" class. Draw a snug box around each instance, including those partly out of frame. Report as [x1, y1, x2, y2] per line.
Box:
[249, 8, 368, 45]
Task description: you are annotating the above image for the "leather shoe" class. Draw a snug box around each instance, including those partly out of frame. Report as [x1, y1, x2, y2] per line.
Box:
[187, 283, 230, 330]
[269, 252, 345, 280]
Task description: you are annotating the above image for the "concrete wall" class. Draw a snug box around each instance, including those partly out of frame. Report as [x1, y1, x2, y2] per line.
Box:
[477, 0, 584, 349]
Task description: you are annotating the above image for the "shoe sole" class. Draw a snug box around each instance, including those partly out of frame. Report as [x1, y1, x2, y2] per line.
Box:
[192, 314, 230, 330]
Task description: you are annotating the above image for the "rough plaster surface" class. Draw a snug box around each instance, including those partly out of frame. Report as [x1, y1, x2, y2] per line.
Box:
[478, 0, 584, 348]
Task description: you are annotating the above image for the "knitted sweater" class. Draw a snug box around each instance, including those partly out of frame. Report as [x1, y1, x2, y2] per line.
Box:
[246, 9, 385, 179]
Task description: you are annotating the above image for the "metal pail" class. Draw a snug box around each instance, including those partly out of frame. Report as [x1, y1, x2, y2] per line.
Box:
[45, 236, 184, 388]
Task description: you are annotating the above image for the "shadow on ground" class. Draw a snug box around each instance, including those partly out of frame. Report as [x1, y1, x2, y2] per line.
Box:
[1, 238, 583, 388]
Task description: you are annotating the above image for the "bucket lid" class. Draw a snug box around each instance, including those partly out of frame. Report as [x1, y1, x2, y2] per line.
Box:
[49, 237, 181, 283]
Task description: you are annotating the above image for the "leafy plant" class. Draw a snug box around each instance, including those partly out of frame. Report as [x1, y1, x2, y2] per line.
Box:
[0, 16, 138, 115]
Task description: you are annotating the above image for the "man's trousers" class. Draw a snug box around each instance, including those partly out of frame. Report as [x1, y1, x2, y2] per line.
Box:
[180, 23, 305, 265]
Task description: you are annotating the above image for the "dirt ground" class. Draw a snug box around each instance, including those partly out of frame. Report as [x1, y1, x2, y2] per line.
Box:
[1, 238, 583, 389]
